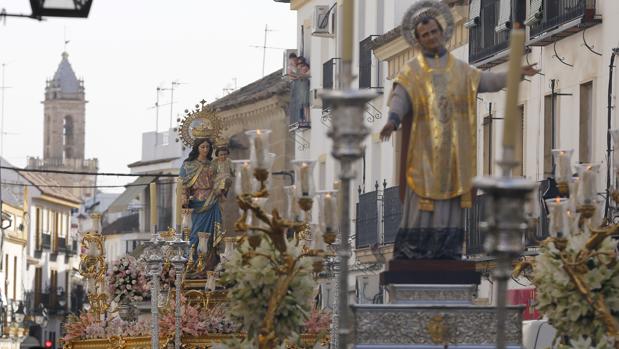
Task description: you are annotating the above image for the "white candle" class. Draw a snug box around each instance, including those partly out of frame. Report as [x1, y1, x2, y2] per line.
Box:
[582, 166, 595, 204]
[254, 130, 265, 168]
[182, 210, 192, 229]
[502, 30, 525, 150]
[323, 193, 335, 230]
[150, 182, 158, 228]
[198, 232, 209, 254]
[546, 198, 569, 237]
[300, 163, 310, 196]
[206, 271, 217, 291]
[568, 178, 579, 212]
[241, 162, 252, 193]
[557, 151, 572, 182]
[86, 242, 99, 257]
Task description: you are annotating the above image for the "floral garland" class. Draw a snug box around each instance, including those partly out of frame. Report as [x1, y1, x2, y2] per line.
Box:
[159, 297, 241, 338]
[108, 256, 149, 303]
[62, 313, 150, 343]
[219, 237, 315, 348]
[532, 227, 619, 348]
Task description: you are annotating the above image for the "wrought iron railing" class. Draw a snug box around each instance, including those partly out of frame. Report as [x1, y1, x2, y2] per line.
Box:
[469, 0, 510, 64]
[530, 0, 596, 38]
[355, 191, 379, 248]
[355, 180, 550, 256]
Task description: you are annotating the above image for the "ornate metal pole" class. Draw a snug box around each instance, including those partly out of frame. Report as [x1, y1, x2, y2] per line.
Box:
[171, 226, 189, 349]
[475, 29, 533, 349]
[322, 73, 376, 349]
[146, 226, 163, 349]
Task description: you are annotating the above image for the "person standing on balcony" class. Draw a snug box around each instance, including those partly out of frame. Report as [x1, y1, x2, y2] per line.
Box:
[379, 2, 538, 260]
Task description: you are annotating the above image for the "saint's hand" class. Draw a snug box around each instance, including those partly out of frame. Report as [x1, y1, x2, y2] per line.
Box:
[380, 122, 396, 141]
[521, 64, 539, 77]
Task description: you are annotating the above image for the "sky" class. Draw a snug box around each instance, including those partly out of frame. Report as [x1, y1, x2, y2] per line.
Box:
[0, 0, 297, 192]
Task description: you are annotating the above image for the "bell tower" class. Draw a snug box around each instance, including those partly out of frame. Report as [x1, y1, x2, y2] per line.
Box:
[43, 51, 86, 161]
[27, 52, 97, 200]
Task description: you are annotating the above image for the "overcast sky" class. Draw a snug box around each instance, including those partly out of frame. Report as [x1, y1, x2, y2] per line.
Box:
[0, 0, 297, 192]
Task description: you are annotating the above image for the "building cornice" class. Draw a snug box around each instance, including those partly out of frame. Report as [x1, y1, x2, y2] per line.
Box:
[39, 194, 81, 209]
[374, 36, 412, 62]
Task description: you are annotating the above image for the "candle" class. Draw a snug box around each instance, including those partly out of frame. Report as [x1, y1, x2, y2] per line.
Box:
[568, 178, 579, 212]
[577, 164, 599, 205]
[182, 209, 193, 229]
[198, 232, 209, 254]
[86, 242, 99, 257]
[175, 178, 183, 227]
[241, 162, 252, 193]
[206, 271, 217, 291]
[502, 30, 525, 151]
[546, 198, 569, 237]
[552, 149, 573, 183]
[255, 130, 265, 168]
[341, 0, 354, 62]
[300, 163, 310, 196]
[323, 193, 335, 230]
[150, 182, 158, 228]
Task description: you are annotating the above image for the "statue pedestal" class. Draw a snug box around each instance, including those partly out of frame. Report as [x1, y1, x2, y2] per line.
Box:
[352, 260, 523, 348]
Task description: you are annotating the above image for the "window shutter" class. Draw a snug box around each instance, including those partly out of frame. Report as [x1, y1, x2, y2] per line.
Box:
[525, 0, 544, 26]
[495, 0, 512, 32]
[465, 0, 482, 28]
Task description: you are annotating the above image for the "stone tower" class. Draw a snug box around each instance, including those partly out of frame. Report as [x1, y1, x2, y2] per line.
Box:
[43, 51, 86, 161]
[27, 52, 98, 201]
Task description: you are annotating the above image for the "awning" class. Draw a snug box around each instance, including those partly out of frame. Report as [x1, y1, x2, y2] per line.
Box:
[105, 176, 155, 214]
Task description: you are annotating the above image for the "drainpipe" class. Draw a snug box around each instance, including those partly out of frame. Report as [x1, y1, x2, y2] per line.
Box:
[604, 48, 619, 222]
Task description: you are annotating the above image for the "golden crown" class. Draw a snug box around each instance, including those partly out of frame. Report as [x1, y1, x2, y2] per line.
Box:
[178, 100, 227, 147]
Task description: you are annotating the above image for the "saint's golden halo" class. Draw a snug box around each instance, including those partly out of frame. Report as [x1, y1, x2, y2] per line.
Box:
[178, 100, 227, 147]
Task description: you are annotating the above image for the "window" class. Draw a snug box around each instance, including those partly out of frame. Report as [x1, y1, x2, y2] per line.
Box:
[544, 94, 555, 176]
[63, 115, 74, 159]
[359, 37, 373, 89]
[579, 81, 593, 163]
[35, 207, 41, 250]
[483, 116, 493, 175]
[34, 267, 42, 307]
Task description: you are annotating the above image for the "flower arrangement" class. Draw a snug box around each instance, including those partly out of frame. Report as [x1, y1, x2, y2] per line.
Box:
[108, 255, 149, 303]
[219, 237, 315, 348]
[62, 313, 150, 343]
[159, 296, 241, 338]
[531, 225, 619, 348]
[302, 308, 331, 336]
[160, 260, 177, 291]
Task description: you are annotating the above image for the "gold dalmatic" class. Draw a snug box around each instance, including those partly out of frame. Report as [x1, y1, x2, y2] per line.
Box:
[395, 53, 481, 211]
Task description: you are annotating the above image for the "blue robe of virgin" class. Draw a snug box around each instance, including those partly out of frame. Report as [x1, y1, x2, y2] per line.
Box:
[179, 159, 223, 267]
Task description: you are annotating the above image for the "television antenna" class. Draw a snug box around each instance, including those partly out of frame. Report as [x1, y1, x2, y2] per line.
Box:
[250, 24, 285, 77]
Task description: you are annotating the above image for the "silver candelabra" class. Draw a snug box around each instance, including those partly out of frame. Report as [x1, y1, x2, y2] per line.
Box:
[322, 60, 377, 347]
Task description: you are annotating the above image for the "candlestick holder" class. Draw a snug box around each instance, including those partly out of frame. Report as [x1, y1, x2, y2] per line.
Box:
[78, 213, 108, 320]
[229, 138, 329, 349]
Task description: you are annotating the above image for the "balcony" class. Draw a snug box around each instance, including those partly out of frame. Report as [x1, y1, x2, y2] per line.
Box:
[528, 0, 600, 46]
[468, 0, 510, 68]
[354, 180, 550, 256]
[58, 237, 67, 253]
[41, 233, 51, 250]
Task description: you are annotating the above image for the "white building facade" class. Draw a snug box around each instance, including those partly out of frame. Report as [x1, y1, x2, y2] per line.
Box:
[285, 0, 618, 309]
